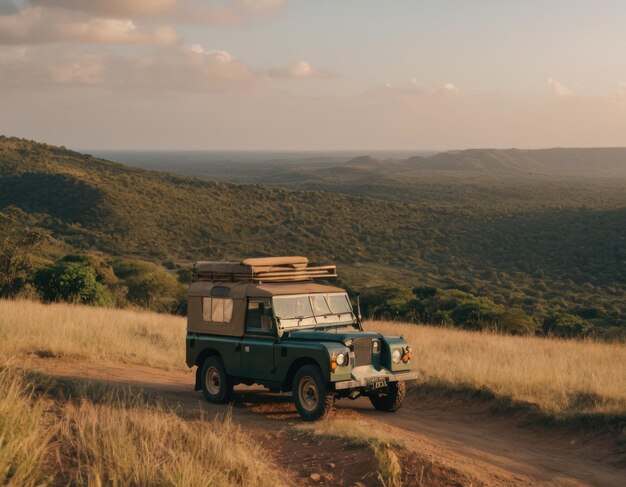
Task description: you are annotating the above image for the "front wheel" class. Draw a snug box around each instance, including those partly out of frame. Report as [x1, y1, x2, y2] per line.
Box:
[201, 356, 233, 404]
[369, 381, 406, 412]
[292, 365, 334, 421]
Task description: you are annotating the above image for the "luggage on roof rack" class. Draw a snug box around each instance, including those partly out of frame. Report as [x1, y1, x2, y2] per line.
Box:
[192, 256, 337, 283]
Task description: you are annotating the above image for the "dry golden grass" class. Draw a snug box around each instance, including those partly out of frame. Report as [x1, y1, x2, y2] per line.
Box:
[0, 364, 285, 487]
[0, 299, 185, 369]
[58, 401, 285, 487]
[367, 320, 626, 416]
[1, 299, 625, 418]
[0, 300, 286, 486]
[0, 368, 50, 487]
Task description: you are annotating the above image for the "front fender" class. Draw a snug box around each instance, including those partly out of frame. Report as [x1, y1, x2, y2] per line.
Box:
[382, 336, 412, 372]
[278, 341, 345, 382]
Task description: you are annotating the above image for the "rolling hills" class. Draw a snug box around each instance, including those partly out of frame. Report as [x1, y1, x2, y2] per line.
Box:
[103, 146, 626, 206]
[383, 147, 626, 174]
[1, 135, 625, 332]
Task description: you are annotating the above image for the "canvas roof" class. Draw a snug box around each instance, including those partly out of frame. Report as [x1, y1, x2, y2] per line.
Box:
[188, 280, 345, 298]
[251, 281, 346, 297]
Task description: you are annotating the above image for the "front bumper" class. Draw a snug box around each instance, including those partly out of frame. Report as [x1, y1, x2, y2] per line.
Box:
[333, 370, 419, 391]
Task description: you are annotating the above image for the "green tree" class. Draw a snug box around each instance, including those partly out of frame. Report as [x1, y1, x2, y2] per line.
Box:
[542, 313, 593, 338]
[0, 209, 49, 297]
[112, 259, 184, 312]
[496, 308, 537, 335]
[34, 259, 112, 306]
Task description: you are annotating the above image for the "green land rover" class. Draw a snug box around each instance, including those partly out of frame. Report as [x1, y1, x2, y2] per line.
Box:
[186, 256, 418, 420]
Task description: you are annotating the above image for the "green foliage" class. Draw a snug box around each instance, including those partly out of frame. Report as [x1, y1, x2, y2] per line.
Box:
[1, 137, 624, 337]
[410, 288, 537, 335]
[542, 313, 593, 338]
[359, 286, 537, 335]
[357, 285, 415, 318]
[34, 258, 112, 306]
[0, 208, 49, 297]
[110, 259, 185, 313]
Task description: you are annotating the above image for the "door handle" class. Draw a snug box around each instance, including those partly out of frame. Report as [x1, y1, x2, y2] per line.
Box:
[234, 342, 241, 351]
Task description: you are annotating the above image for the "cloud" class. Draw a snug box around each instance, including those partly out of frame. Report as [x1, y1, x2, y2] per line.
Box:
[442, 83, 459, 94]
[0, 43, 261, 91]
[367, 79, 461, 101]
[0, 6, 178, 45]
[616, 81, 626, 98]
[0, 46, 106, 86]
[0, 1, 26, 15]
[0, 42, 333, 93]
[548, 77, 572, 97]
[269, 60, 332, 79]
[30, 0, 180, 17]
[29, 0, 286, 25]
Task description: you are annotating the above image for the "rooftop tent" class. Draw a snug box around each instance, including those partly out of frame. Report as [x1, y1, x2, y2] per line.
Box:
[192, 256, 337, 283]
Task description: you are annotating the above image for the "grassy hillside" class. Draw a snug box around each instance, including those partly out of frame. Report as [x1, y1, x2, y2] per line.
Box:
[2, 299, 624, 419]
[2, 300, 622, 486]
[0, 136, 428, 263]
[1, 136, 625, 332]
[0, 370, 285, 487]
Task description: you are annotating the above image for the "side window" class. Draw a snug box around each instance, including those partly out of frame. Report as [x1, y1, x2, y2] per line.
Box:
[202, 297, 233, 323]
[246, 299, 273, 331]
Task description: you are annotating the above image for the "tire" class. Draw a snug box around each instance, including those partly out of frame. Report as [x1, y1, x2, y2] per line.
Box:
[292, 364, 334, 421]
[200, 356, 233, 404]
[369, 380, 406, 412]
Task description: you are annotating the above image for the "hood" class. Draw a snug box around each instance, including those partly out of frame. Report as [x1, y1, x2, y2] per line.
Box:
[286, 328, 381, 345]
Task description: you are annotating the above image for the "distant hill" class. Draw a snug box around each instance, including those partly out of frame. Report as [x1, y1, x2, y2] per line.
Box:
[1, 136, 625, 331]
[0, 136, 429, 264]
[343, 147, 626, 175]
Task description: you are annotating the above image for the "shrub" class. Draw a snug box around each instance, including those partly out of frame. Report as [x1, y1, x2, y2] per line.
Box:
[542, 313, 593, 338]
[112, 259, 185, 312]
[496, 308, 537, 335]
[34, 259, 112, 306]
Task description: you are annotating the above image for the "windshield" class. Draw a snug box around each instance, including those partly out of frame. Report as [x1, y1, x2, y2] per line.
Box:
[273, 293, 355, 328]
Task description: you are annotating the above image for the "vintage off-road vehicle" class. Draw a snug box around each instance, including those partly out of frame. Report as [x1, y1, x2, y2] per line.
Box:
[186, 256, 418, 420]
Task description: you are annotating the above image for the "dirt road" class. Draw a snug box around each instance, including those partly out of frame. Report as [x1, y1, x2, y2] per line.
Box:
[31, 359, 626, 487]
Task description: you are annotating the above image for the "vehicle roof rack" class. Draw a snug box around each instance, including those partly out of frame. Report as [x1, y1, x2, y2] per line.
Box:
[192, 256, 337, 283]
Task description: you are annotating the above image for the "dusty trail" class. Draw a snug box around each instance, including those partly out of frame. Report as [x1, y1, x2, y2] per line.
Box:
[30, 358, 626, 487]
[337, 398, 624, 487]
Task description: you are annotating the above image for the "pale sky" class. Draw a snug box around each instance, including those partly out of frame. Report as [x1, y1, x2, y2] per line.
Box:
[1, 0, 626, 150]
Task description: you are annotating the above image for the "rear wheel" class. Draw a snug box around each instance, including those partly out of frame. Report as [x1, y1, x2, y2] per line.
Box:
[369, 381, 405, 412]
[201, 356, 233, 404]
[292, 365, 334, 421]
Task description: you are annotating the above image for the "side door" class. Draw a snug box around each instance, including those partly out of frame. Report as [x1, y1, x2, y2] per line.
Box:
[241, 298, 277, 382]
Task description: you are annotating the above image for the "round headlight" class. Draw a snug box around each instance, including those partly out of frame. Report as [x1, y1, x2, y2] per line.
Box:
[392, 349, 402, 364]
[372, 340, 380, 352]
[336, 353, 346, 366]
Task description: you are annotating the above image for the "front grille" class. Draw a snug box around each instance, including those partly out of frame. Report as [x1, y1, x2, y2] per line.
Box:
[353, 338, 372, 367]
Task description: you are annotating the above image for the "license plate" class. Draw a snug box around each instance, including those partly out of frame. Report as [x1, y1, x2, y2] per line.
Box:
[368, 378, 387, 389]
